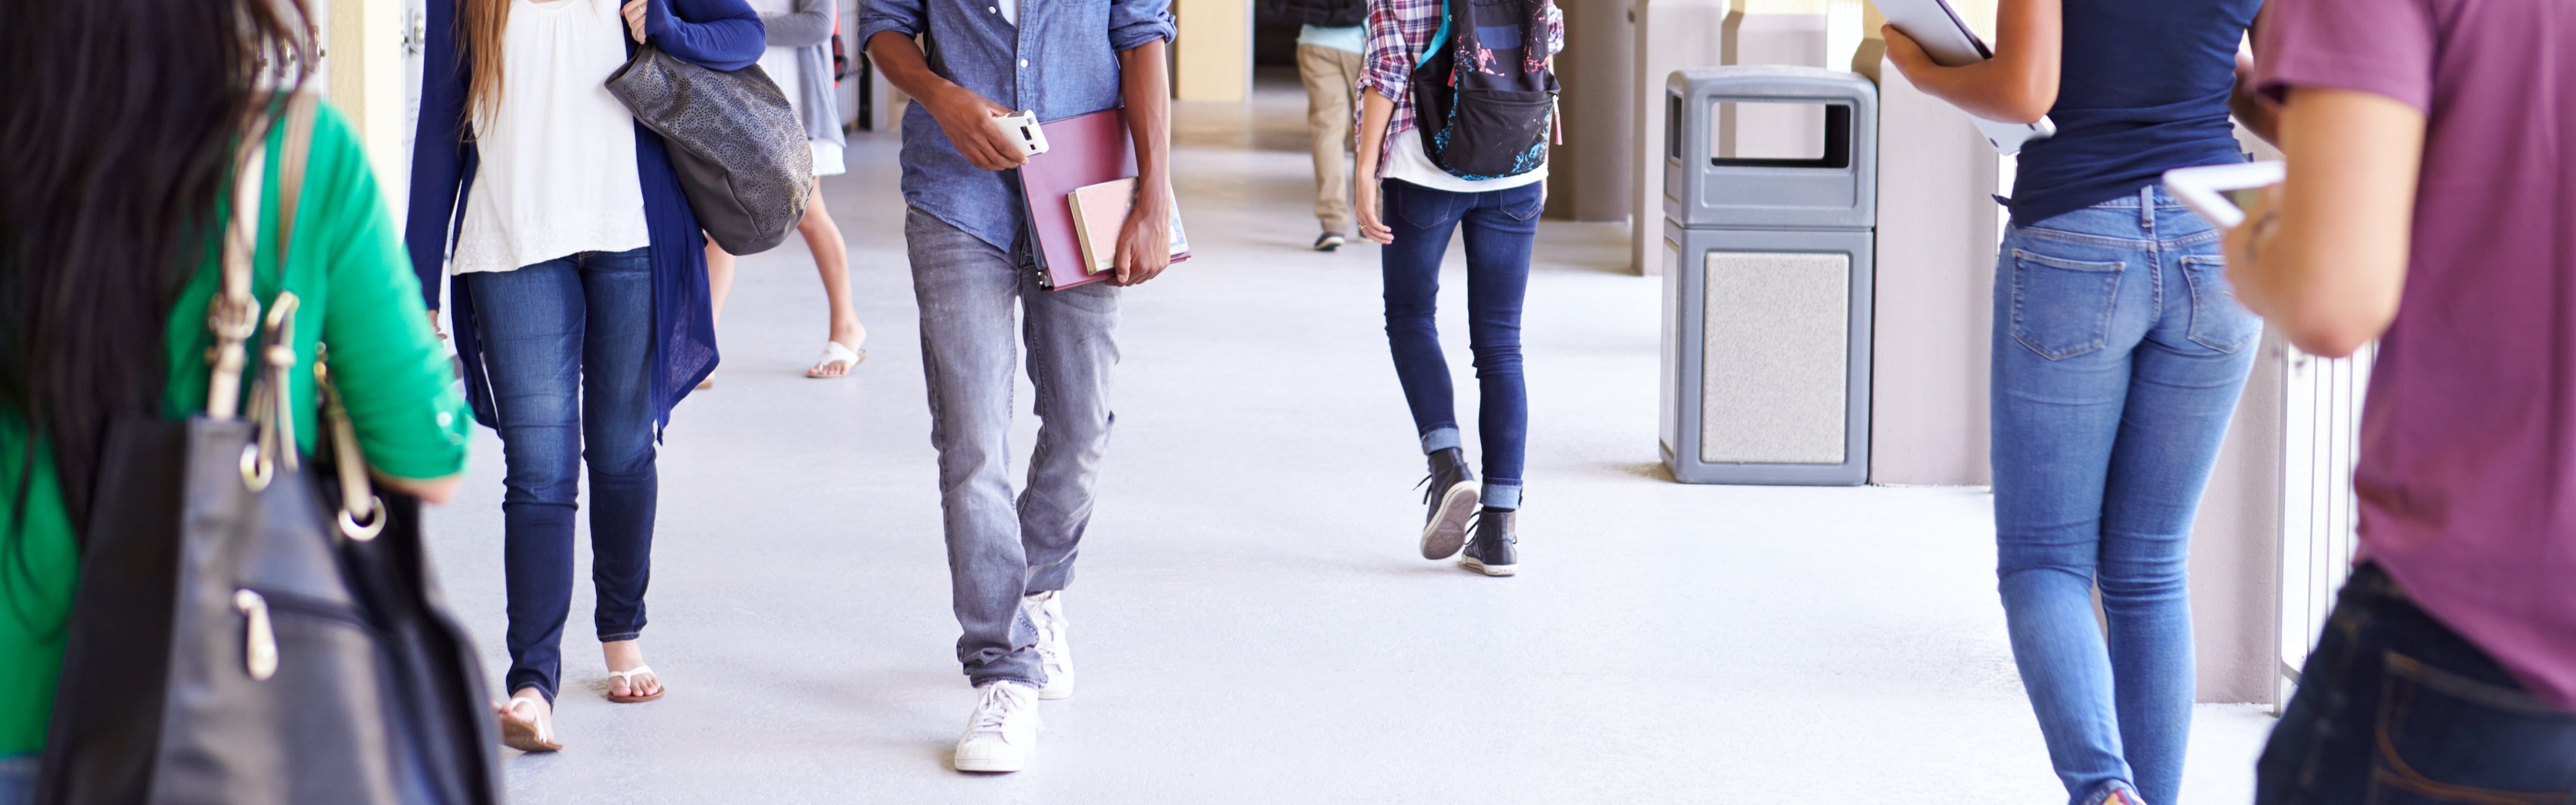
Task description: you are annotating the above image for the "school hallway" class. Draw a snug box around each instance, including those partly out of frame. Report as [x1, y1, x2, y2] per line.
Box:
[425, 78, 2278, 803]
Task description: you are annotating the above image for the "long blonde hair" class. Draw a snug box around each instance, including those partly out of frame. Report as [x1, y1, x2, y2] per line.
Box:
[462, 0, 509, 131]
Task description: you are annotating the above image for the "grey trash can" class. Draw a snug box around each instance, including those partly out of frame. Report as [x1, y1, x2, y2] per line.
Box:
[1658, 66, 1877, 485]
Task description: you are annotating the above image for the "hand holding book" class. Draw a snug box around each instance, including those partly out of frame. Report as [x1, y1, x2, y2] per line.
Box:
[1072, 178, 1190, 283]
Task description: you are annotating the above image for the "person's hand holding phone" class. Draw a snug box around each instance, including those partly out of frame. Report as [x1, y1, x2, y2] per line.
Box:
[923, 86, 1029, 172]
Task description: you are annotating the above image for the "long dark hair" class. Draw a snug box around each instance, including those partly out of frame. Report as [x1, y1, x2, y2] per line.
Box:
[0, 1, 313, 531]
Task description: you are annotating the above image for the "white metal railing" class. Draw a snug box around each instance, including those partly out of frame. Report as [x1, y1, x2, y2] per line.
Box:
[2273, 339, 2374, 707]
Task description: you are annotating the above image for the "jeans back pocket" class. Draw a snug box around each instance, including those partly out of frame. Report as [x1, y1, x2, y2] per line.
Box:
[2369, 653, 2576, 803]
[2179, 255, 2262, 353]
[2009, 247, 2126, 360]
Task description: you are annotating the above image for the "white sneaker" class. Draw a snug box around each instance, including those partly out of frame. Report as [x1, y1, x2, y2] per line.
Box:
[1024, 592, 1075, 699]
[950, 681, 1041, 773]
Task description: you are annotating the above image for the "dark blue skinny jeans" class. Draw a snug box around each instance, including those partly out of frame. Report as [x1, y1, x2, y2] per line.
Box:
[463, 246, 660, 702]
[1379, 178, 1540, 509]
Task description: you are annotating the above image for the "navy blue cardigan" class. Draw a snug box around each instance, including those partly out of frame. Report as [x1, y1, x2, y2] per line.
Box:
[405, 0, 762, 432]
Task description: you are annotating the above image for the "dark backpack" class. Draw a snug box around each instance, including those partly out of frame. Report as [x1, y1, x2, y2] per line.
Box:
[1268, 0, 1366, 29]
[1408, 0, 1559, 179]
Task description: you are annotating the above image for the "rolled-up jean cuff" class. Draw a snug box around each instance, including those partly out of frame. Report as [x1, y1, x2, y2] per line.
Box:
[598, 630, 642, 643]
[1419, 427, 1462, 454]
[1481, 482, 1522, 510]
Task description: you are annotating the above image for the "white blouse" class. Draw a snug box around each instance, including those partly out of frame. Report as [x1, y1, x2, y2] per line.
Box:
[451, 0, 651, 274]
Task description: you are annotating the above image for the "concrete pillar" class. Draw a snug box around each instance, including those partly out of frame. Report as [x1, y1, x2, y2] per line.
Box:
[1545, 0, 1635, 222]
[325, 0, 413, 222]
[2190, 129, 2292, 706]
[1175, 0, 1252, 101]
[1860, 31, 1998, 487]
[1626, 0, 1728, 275]
[2189, 335, 2288, 704]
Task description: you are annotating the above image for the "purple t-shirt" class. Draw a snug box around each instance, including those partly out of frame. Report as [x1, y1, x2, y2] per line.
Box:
[2259, 0, 2576, 710]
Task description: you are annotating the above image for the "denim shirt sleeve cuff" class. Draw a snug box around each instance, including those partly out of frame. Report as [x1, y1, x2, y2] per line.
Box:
[855, 17, 918, 44]
[1108, 20, 1176, 52]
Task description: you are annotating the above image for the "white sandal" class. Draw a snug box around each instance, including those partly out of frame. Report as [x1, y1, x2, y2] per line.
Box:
[605, 665, 664, 704]
[806, 341, 866, 378]
[498, 696, 562, 753]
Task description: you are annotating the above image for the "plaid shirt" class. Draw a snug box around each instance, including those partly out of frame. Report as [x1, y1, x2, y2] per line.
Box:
[1355, 0, 1562, 178]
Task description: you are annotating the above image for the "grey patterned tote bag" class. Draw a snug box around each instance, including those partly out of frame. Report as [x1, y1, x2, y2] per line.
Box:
[606, 44, 813, 255]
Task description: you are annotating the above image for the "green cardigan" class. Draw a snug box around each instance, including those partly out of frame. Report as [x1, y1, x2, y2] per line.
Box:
[0, 101, 472, 756]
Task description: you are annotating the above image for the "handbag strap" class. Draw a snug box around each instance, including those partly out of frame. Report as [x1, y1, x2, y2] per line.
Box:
[208, 90, 378, 540]
[267, 93, 385, 538]
[242, 92, 318, 485]
[204, 107, 275, 420]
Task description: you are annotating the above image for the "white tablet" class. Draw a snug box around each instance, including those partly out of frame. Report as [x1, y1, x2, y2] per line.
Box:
[2163, 161, 2284, 229]
[1868, 0, 2057, 155]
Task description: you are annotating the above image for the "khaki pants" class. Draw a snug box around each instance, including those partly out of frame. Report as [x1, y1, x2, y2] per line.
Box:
[1296, 44, 1365, 235]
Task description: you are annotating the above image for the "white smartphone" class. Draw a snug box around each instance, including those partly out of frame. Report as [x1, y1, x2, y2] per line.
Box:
[2163, 161, 2284, 229]
[1869, 0, 2057, 155]
[992, 110, 1048, 157]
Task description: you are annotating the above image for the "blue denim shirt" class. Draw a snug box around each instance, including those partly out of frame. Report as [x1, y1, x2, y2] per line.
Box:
[858, 0, 1174, 250]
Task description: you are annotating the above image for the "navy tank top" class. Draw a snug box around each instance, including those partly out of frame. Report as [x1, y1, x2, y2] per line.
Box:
[2008, 0, 2260, 225]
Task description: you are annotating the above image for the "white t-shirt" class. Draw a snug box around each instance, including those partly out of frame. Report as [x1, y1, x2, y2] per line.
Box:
[450, 0, 651, 274]
[1382, 127, 1547, 193]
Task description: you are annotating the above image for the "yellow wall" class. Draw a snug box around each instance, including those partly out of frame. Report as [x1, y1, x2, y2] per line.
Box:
[1174, 0, 1250, 101]
[326, 0, 411, 222]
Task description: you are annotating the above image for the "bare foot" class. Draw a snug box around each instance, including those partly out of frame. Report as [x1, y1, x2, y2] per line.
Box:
[496, 687, 561, 752]
[603, 639, 664, 702]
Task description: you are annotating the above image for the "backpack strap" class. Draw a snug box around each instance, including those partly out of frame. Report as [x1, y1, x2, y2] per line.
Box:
[1415, 0, 1451, 70]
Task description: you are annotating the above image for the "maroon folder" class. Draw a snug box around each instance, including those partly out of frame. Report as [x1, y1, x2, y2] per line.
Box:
[1017, 108, 1188, 290]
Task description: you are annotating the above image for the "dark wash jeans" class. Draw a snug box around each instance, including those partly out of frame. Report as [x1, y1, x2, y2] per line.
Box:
[2258, 564, 2576, 804]
[1379, 178, 1540, 510]
[463, 247, 660, 702]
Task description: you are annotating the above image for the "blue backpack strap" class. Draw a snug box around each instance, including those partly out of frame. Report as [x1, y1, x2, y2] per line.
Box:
[1416, 0, 1451, 69]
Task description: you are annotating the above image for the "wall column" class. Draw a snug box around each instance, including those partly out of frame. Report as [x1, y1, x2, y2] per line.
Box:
[1546, 0, 1634, 222]
[1174, 0, 1252, 101]
[324, 0, 413, 222]
[1626, 0, 1729, 274]
[1860, 11, 1998, 487]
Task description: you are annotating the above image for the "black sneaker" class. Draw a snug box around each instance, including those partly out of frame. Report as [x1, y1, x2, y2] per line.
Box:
[1417, 448, 1478, 559]
[1314, 232, 1346, 252]
[1459, 508, 1518, 576]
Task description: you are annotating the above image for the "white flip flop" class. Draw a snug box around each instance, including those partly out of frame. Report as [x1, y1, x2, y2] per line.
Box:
[605, 665, 664, 704]
[806, 341, 866, 378]
[498, 696, 562, 752]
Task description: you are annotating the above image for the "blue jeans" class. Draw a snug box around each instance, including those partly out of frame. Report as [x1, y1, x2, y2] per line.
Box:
[0, 754, 32, 805]
[2256, 565, 2576, 804]
[1379, 178, 1541, 510]
[903, 209, 1119, 688]
[1990, 187, 2261, 805]
[463, 247, 660, 702]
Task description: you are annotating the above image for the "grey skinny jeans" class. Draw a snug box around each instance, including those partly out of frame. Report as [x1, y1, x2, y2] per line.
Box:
[905, 207, 1120, 687]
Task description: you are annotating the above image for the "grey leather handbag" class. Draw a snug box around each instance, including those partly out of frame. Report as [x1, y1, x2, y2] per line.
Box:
[606, 43, 813, 255]
[37, 92, 503, 805]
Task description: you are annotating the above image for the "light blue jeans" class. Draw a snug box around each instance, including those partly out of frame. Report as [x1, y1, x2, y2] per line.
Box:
[0, 753, 33, 805]
[1991, 186, 2260, 805]
[903, 208, 1120, 688]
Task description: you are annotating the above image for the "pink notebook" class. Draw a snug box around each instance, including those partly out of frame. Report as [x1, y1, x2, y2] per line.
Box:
[1069, 178, 1189, 273]
[1016, 109, 1190, 290]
